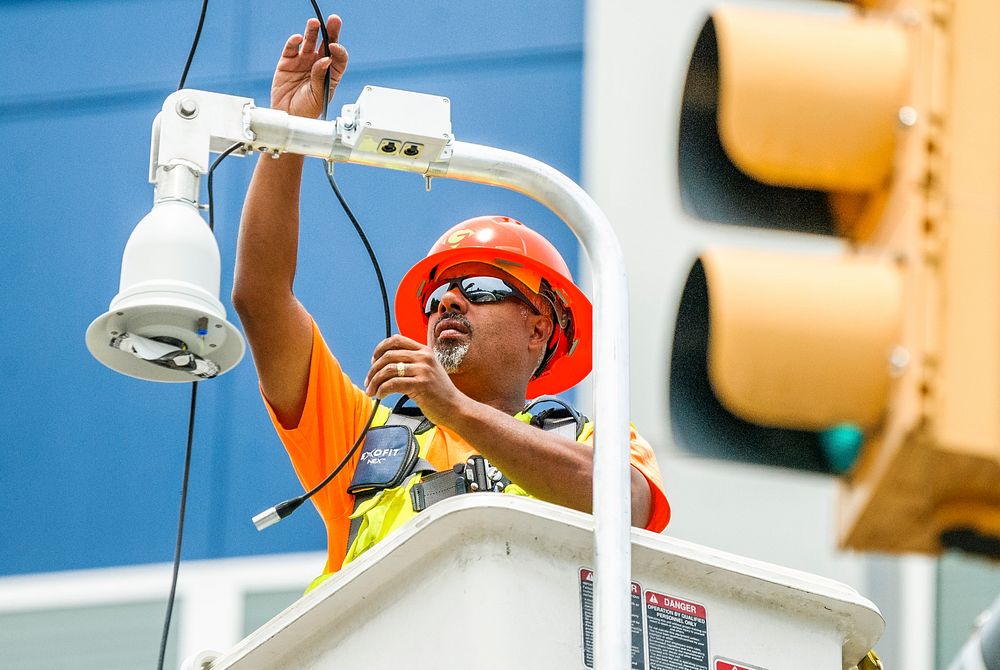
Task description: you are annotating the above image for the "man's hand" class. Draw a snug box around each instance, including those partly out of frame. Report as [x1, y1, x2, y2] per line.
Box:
[362, 336, 654, 527]
[272, 15, 348, 118]
[365, 335, 465, 426]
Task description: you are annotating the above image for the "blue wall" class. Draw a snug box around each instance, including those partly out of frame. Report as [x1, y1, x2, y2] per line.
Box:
[0, 0, 584, 575]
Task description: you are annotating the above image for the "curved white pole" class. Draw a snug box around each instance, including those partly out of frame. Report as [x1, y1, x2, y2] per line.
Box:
[437, 142, 633, 669]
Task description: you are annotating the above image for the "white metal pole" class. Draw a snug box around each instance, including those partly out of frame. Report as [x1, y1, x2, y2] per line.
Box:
[435, 142, 632, 668]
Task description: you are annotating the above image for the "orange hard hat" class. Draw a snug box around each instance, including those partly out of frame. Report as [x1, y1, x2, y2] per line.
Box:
[395, 215, 592, 396]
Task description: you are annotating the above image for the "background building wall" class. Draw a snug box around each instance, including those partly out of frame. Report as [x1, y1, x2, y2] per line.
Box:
[1, 0, 585, 664]
[1, 0, 995, 668]
[0, 0, 584, 576]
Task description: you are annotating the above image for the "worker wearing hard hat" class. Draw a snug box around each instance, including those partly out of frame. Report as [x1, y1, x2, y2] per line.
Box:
[232, 15, 670, 589]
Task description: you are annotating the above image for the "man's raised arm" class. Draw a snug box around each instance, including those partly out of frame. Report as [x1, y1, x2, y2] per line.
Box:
[232, 15, 348, 427]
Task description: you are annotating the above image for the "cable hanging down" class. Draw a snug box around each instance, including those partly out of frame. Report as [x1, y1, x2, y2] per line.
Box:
[156, 3, 221, 669]
[156, 137, 243, 670]
[146, 0, 396, 666]
[252, 0, 393, 530]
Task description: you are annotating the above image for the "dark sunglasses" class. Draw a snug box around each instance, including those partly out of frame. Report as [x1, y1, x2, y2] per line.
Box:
[422, 275, 540, 317]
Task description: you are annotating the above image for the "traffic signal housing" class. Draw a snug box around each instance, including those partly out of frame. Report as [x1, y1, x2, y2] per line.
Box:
[671, 0, 1000, 557]
[671, 249, 902, 473]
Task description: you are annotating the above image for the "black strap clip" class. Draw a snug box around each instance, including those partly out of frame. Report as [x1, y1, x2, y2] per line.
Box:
[409, 456, 511, 512]
[410, 464, 467, 512]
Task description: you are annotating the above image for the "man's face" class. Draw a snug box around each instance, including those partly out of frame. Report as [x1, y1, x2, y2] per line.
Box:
[424, 262, 550, 379]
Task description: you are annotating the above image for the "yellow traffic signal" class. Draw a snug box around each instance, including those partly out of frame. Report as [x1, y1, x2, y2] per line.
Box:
[671, 0, 1000, 556]
[712, 6, 908, 194]
[690, 249, 901, 432]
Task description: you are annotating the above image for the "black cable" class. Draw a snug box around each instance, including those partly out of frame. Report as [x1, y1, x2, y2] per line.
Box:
[252, 59, 391, 522]
[178, 0, 210, 90]
[208, 141, 246, 232]
[157, 382, 198, 670]
[154, 134, 241, 670]
[261, 396, 382, 525]
[310, 0, 334, 121]
[154, 6, 228, 662]
[303, 0, 392, 336]
[324, 171, 392, 338]
[157, 0, 392, 663]
[254, 2, 396, 528]
[306, 2, 390, 336]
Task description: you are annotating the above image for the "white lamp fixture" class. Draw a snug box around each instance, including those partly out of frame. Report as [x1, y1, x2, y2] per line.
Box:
[86, 198, 244, 382]
[86, 91, 252, 382]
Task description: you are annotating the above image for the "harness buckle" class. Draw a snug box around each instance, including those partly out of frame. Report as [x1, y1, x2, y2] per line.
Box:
[409, 456, 511, 512]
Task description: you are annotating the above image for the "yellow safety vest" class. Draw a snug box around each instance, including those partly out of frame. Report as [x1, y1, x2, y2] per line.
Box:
[305, 405, 590, 593]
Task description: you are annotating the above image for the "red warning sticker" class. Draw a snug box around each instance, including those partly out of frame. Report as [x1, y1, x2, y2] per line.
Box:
[646, 592, 707, 618]
[645, 590, 708, 669]
[715, 659, 767, 670]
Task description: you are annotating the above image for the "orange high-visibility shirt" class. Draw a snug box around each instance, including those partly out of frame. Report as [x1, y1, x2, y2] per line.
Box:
[264, 321, 671, 575]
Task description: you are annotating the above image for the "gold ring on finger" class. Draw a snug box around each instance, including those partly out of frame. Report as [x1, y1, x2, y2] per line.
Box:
[396, 362, 406, 377]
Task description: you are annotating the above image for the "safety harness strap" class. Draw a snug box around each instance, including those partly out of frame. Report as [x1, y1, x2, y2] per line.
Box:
[346, 410, 436, 550]
[346, 396, 588, 551]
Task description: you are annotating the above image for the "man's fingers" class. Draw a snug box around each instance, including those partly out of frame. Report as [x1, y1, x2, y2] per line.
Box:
[326, 14, 343, 45]
[328, 43, 348, 63]
[370, 335, 424, 362]
[364, 347, 433, 388]
[365, 361, 416, 397]
[301, 18, 320, 54]
[327, 44, 348, 87]
[365, 350, 412, 385]
[308, 58, 334, 103]
[282, 34, 303, 58]
[282, 16, 341, 63]
[371, 377, 408, 400]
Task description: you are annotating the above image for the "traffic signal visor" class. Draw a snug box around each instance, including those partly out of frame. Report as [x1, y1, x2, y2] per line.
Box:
[671, 248, 903, 473]
[714, 5, 909, 192]
[678, 5, 911, 237]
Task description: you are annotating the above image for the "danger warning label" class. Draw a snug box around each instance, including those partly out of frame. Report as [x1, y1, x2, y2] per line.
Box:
[645, 590, 709, 670]
[579, 568, 644, 669]
[715, 659, 767, 670]
[577, 569, 715, 669]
